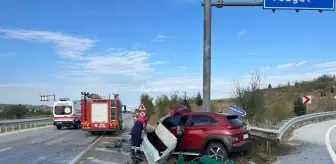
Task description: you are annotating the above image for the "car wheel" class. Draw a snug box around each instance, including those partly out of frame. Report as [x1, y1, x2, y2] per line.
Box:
[205, 142, 228, 161]
[56, 126, 62, 130]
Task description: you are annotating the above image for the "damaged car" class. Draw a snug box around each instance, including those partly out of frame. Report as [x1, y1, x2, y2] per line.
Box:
[143, 104, 251, 163]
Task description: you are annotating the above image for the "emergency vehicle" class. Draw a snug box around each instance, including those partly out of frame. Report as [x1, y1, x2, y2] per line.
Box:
[81, 93, 124, 135]
[53, 98, 81, 130]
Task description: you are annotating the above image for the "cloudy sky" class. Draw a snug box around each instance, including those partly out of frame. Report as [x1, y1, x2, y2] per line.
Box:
[0, 0, 335, 107]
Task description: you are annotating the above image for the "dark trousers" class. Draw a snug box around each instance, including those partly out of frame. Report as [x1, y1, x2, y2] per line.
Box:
[131, 129, 142, 148]
[131, 121, 143, 152]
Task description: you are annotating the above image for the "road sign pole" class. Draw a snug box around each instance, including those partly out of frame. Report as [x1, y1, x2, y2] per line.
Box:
[201, 0, 332, 113]
[203, 0, 212, 112]
[202, 0, 262, 112]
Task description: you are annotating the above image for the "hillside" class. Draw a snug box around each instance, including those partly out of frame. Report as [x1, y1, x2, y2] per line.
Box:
[208, 74, 336, 126]
[145, 74, 336, 127]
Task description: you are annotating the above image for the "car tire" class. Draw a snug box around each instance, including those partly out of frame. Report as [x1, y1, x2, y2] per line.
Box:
[205, 142, 228, 161]
[56, 126, 62, 130]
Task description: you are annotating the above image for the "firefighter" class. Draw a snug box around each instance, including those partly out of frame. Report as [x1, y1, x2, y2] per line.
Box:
[131, 112, 147, 158]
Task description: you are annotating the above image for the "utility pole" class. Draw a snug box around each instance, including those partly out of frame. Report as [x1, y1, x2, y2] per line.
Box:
[40, 94, 56, 102]
[202, 0, 262, 112]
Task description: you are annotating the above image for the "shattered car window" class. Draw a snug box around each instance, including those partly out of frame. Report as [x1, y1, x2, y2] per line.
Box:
[225, 115, 244, 125]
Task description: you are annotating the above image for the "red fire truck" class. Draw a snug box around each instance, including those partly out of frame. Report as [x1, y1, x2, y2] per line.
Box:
[80, 93, 125, 135]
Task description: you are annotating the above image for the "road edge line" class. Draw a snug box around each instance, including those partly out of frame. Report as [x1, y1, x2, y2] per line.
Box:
[325, 124, 336, 163]
[68, 135, 103, 164]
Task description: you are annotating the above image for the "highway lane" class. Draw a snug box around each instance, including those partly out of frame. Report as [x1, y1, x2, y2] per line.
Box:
[274, 120, 336, 164]
[0, 126, 98, 164]
[77, 113, 134, 164]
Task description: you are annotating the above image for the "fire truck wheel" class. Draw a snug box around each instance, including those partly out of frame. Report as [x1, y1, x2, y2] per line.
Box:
[56, 126, 62, 130]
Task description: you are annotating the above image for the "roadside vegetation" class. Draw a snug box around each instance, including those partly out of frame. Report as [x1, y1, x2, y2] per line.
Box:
[141, 73, 336, 127]
[0, 104, 52, 120]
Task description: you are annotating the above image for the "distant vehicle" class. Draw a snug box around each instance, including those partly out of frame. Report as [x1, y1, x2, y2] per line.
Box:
[147, 105, 251, 161]
[52, 98, 81, 130]
[80, 93, 124, 135]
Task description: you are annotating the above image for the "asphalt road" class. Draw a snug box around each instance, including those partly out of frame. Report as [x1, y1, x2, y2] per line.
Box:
[77, 113, 134, 164]
[0, 125, 98, 164]
[274, 119, 336, 164]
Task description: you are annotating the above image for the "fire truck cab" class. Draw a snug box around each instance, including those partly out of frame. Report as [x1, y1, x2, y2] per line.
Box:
[81, 93, 124, 135]
[53, 98, 81, 130]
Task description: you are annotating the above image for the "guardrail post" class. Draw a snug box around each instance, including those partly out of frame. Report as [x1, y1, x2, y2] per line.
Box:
[25, 124, 27, 129]
[34, 123, 36, 128]
[19, 124, 21, 130]
[0, 126, 2, 133]
[12, 125, 14, 131]
[4, 126, 7, 132]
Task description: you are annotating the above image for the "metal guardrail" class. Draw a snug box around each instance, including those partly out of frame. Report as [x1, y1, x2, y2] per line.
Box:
[0, 117, 52, 126]
[249, 111, 336, 141]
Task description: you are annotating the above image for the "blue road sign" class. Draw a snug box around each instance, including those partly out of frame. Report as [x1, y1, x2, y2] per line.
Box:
[264, 0, 335, 11]
[229, 105, 246, 116]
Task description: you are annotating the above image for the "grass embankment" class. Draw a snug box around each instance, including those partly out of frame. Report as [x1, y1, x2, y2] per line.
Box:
[144, 74, 336, 128]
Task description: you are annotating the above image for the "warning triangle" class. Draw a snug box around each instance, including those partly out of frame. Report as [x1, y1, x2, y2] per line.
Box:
[138, 103, 146, 111]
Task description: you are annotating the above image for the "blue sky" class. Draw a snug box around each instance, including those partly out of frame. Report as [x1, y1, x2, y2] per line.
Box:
[0, 0, 335, 106]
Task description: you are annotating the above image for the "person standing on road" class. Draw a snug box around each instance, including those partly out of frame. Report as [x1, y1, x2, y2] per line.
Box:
[131, 113, 147, 158]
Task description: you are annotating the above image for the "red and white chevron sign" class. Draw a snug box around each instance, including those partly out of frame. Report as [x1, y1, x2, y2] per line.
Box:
[302, 95, 312, 104]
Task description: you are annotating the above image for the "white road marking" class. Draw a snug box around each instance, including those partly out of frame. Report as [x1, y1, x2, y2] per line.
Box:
[95, 147, 131, 156]
[325, 124, 336, 163]
[91, 159, 119, 164]
[68, 135, 103, 164]
[0, 147, 11, 153]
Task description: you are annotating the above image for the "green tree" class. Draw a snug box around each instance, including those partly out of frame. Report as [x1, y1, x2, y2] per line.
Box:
[233, 71, 265, 120]
[181, 91, 191, 111]
[155, 94, 170, 117]
[331, 87, 334, 93]
[195, 92, 203, 106]
[293, 96, 307, 116]
[2, 104, 29, 119]
[268, 84, 272, 89]
[140, 93, 155, 119]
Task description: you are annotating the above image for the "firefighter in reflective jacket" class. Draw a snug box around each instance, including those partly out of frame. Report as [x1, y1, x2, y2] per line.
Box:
[131, 112, 147, 158]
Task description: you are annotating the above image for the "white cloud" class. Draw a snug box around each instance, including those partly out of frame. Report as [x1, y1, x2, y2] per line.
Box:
[296, 60, 308, 67]
[180, 66, 187, 69]
[237, 30, 246, 36]
[60, 48, 165, 78]
[261, 66, 271, 72]
[313, 61, 336, 73]
[276, 63, 294, 69]
[314, 61, 336, 69]
[152, 33, 170, 42]
[0, 27, 95, 59]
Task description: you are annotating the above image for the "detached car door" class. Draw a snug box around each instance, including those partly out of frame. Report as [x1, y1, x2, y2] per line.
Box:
[183, 115, 217, 152]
